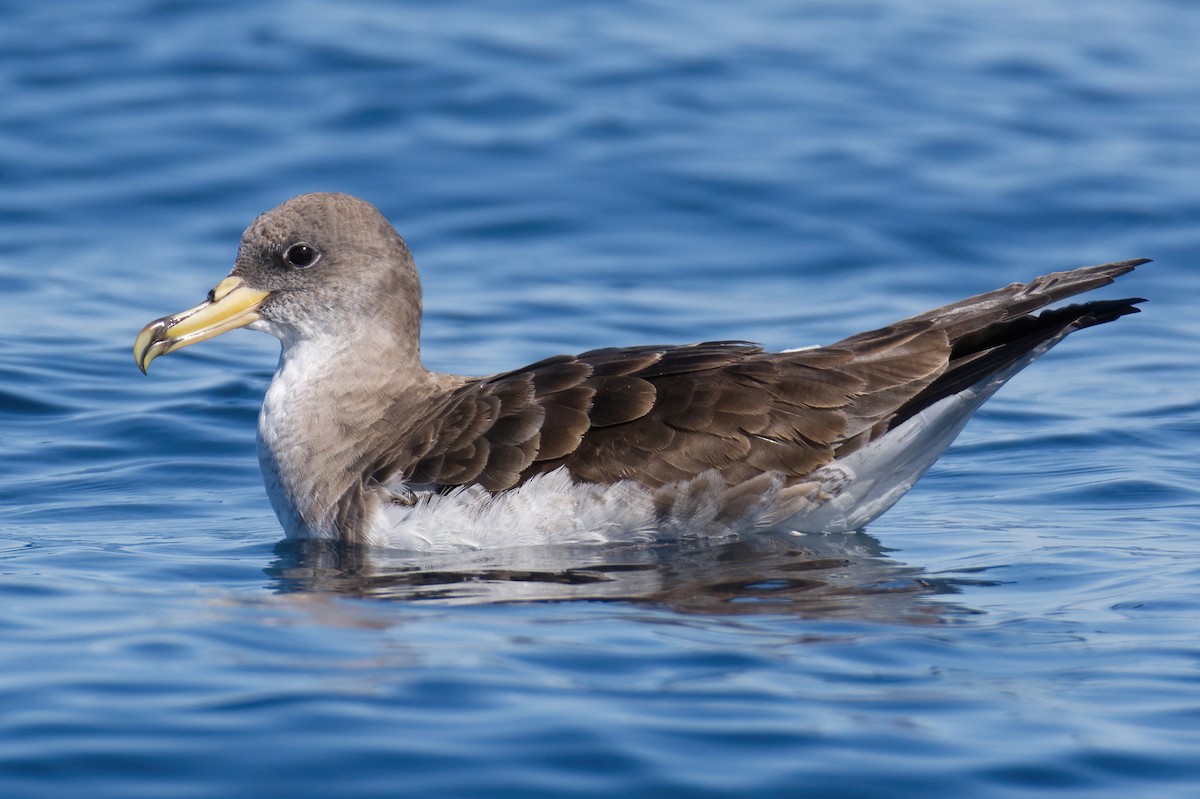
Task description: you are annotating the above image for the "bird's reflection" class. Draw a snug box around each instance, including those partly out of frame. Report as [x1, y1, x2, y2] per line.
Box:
[265, 530, 991, 623]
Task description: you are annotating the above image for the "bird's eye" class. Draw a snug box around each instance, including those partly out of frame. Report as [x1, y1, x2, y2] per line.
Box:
[283, 243, 320, 268]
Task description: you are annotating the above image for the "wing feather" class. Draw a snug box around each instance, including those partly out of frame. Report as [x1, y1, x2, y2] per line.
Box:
[367, 260, 1144, 498]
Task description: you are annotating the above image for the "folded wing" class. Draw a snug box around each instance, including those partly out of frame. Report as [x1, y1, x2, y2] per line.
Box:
[370, 259, 1146, 496]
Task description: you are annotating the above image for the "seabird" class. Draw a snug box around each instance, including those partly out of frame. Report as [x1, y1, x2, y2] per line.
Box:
[134, 193, 1145, 551]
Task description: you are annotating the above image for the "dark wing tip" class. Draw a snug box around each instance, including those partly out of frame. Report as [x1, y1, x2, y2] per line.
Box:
[1096, 257, 1150, 279]
[1112, 257, 1151, 268]
[1071, 296, 1146, 329]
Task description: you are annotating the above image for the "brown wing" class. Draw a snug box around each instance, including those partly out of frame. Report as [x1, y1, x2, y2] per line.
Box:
[373, 332, 945, 493]
[373, 259, 1145, 493]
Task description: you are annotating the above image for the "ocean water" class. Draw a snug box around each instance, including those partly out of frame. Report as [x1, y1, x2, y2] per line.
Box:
[3, 1, 1200, 796]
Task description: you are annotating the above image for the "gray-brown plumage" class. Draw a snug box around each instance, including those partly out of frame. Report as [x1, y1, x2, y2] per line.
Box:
[374, 262, 1142, 493]
[134, 193, 1145, 549]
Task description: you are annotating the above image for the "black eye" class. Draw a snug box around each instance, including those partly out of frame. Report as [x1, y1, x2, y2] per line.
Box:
[283, 243, 320, 268]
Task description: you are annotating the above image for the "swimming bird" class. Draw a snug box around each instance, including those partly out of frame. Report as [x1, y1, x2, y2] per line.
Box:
[134, 193, 1145, 551]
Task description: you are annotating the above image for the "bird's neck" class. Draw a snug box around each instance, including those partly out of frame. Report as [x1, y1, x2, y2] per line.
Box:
[255, 330, 446, 541]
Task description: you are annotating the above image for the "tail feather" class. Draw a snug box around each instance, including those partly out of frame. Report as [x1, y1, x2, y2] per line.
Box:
[791, 259, 1148, 532]
[897, 258, 1149, 339]
[892, 295, 1144, 429]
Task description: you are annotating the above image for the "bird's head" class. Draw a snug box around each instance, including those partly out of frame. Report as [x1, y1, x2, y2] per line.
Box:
[134, 192, 422, 373]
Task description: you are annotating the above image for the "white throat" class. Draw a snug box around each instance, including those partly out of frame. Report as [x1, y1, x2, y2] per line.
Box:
[253, 321, 438, 540]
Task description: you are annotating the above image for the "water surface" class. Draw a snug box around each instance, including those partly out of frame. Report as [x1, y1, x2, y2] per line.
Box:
[3, 1, 1200, 797]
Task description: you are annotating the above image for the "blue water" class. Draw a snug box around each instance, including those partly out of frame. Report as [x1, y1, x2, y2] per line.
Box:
[3, 1, 1200, 796]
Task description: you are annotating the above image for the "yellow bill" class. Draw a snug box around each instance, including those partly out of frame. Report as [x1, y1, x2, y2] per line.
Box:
[134, 277, 269, 373]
